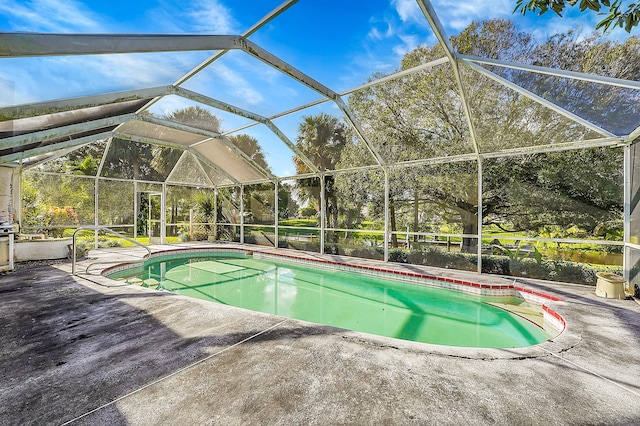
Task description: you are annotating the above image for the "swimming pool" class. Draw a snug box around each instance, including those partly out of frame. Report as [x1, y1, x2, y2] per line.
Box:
[107, 250, 562, 348]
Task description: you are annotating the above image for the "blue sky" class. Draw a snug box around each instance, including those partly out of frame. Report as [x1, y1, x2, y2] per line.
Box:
[0, 0, 635, 176]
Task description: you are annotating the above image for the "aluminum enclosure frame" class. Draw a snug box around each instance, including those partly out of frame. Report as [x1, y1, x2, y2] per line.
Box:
[3, 0, 638, 285]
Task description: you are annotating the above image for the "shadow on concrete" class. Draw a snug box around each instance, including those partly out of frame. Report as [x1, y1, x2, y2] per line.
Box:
[0, 265, 334, 425]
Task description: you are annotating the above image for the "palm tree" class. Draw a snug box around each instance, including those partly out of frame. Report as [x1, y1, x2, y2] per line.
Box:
[294, 113, 348, 236]
[68, 155, 99, 176]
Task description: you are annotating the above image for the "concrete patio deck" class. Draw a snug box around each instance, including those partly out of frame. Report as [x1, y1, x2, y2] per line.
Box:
[1, 243, 639, 425]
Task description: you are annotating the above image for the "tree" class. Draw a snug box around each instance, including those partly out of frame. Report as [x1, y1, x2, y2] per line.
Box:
[514, 0, 640, 32]
[293, 113, 348, 237]
[277, 182, 300, 220]
[68, 155, 99, 176]
[165, 105, 221, 133]
[228, 134, 270, 171]
[348, 19, 626, 252]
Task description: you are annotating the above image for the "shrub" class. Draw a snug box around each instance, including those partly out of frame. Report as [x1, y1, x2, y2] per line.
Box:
[323, 244, 344, 255]
[509, 257, 552, 280]
[388, 249, 407, 263]
[349, 247, 384, 260]
[481, 255, 510, 275]
[406, 250, 426, 265]
[45, 206, 80, 238]
[551, 262, 597, 285]
[401, 247, 601, 285]
[423, 249, 476, 271]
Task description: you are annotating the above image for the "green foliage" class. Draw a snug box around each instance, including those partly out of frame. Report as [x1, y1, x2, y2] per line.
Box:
[344, 247, 383, 260]
[229, 134, 270, 171]
[509, 257, 555, 279]
[277, 182, 300, 220]
[278, 219, 318, 228]
[388, 249, 408, 263]
[293, 113, 348, 234]
[279, 239, 320, 251]
[164, 105, 221, 133]
[68, 155, 99, 176]
[299, 206, 317, 218]
[491, 243, 528, 260]
[481, 256, 512, 275]
[552, 261, 598, 283]
[397, 246, 610, 284]
[194, 192, 215, 230]
[514, 0, 640, 33]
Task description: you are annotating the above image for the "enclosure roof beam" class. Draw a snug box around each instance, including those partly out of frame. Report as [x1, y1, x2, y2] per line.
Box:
[0, 113, 134, 151]
[415, 0, 481, 156]
[262, 121, 320, 174]
[172, 87, 320, 174]
[136, 1, 300, 115]
[628, 125, 640, 142]
[460, 54, 640, 90]
[479, 137, 624, 159]
[222, 56, 450, 134]
[173, 0, 299, 88]
[0, 131, 111, 165]
[21, 144, 91, 171]
[0, 33, 244, 57]
[172, 87, 268, 124]
[415, 0, 456, 62]
[134, 114, 275, 180]
[341, 57, 450, 96]
[112, 131, 239, 185]
[240, 39, 339, 100]
[463, 60, 616, 138]
[165, 150, 214, 188]
[0, 86, 172, 121]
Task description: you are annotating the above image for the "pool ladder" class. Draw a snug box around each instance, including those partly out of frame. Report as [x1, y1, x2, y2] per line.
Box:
[71, 226, 152, 276]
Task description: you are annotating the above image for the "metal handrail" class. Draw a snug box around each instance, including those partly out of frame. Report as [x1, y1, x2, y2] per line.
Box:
[72, 226, 152, 275]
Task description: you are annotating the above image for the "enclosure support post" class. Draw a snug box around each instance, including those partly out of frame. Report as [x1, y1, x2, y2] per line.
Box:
[213, 188, 218, 240]
[133, 181, 138, 242]
[477, 157, 483, 274]
[274, 179, 279, 249]
[94, 177, 99, 249]
[624, 144, 631, 285]
[240, 185, 245, 244]
[160, 183, 166, 244]
[320, 174, 325, 254]
[384, 168, 390, 262]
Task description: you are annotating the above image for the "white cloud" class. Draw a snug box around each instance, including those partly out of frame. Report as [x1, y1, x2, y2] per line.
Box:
[0, 0, 103, 32]
[148, 96, 196, 117]
[89, 54, 186, 88]
[187, 0, 237, 34]
[392, 34, 420, 57]
[148, 0, 239, 34]
[0, 76, 16, 106]
[430, 0, 512, 32]
[392, 0, 424, 25]
[0, 51, 205, 105]
[207, 63, 265, 106]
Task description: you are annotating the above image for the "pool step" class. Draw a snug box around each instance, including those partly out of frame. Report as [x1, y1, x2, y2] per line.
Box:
[485, 302, 544, 328]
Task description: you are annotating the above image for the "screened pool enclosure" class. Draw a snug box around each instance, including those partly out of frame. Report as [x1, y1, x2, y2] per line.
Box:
[2, 1, 640, 288]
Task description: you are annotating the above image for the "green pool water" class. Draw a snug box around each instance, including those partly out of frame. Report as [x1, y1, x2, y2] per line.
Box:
[113, 254, 553, 348]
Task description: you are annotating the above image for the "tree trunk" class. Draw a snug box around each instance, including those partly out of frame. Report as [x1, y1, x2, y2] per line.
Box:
[324, 176, 339, 244]
[412, 190, 419, 242]
[460, 209, 478, 253]
[389, 200, 398, 248]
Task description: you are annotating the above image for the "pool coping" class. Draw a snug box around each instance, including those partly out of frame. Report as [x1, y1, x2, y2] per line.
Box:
[100, 245, 567, 342]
